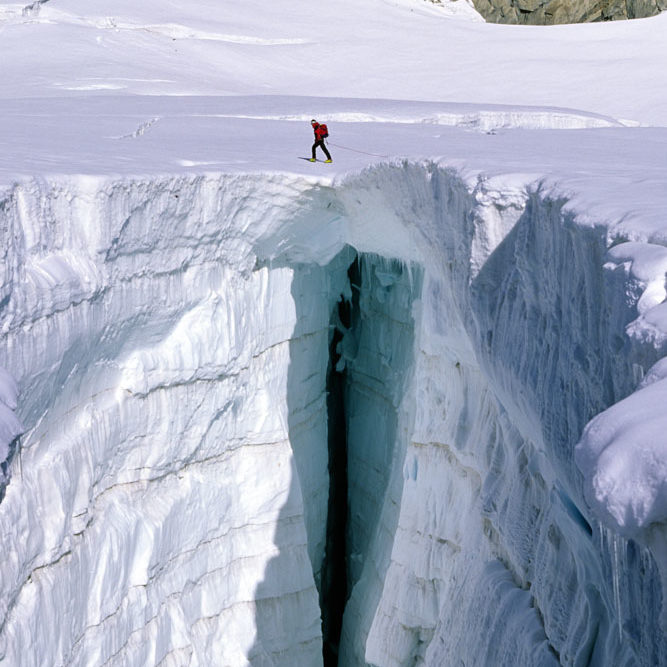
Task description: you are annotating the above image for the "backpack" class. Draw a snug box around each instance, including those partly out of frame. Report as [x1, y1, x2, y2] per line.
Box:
[319, 123, 329, 138]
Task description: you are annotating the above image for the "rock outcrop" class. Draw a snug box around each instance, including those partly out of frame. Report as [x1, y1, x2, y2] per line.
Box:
[470, 0, 666, 24]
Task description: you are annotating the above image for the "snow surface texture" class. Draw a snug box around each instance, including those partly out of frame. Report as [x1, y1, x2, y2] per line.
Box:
[1, 1, 667, 666]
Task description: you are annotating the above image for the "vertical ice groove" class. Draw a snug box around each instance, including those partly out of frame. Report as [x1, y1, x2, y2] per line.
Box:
[0, 163, 665, 666]
[611, 529, 624, 642]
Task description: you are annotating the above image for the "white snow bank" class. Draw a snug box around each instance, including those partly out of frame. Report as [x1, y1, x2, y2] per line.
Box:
[576, 368, 667, 537]
[601, 242, 667, 351]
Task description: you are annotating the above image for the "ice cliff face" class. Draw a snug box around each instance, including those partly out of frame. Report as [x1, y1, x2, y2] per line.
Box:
[0, 164, 665, 666]
[471, 0, 666, 24]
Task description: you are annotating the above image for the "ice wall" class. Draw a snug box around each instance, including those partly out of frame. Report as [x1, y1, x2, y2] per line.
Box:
[0, 164, 665, 666]
[333, 165, 667, 666]
[0, 174, 339, 665]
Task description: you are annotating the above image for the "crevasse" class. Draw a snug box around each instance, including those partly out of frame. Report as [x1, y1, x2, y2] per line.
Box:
[0, 163, 664, 666]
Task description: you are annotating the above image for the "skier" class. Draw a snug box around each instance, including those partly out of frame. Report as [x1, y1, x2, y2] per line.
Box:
[309, 119, 332, 163]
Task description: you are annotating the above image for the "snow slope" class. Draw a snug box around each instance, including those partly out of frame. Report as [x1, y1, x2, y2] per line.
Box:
[2, 0, 667, 125]
[1, 1, 667, 665]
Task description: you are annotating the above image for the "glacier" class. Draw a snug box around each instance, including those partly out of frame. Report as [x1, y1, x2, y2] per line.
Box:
[1, 158, 666, 666]
[2, 0, 667, 665]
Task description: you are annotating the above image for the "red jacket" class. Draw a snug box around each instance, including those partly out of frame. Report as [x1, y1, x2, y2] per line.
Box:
[312, 123, 328, 141]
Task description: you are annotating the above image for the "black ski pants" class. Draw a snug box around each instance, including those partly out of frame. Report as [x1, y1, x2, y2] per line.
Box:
[312, 139, 331, 160]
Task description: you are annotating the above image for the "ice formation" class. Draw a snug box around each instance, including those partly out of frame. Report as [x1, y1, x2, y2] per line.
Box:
[2, 1, 667, 665]
[0, 160, 665, 666]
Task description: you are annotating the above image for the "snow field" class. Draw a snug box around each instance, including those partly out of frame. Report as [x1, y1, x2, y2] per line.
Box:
[2, 2, 667, 127]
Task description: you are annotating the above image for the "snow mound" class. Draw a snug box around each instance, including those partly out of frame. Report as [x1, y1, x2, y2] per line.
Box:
[576, 367, 667, 538]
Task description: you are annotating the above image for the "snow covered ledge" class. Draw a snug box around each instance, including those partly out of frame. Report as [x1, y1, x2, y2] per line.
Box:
[576, 241, 667, 634]
[0, 163, 665, 665]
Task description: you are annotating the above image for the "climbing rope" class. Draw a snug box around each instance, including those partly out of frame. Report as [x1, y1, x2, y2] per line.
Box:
[326, 141, 389, 159]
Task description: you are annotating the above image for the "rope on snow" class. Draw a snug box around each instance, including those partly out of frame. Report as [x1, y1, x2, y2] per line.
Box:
[326, 141, 389, 159]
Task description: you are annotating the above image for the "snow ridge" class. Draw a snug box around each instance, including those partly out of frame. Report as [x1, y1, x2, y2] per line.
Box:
[211, 106, 625, 133]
